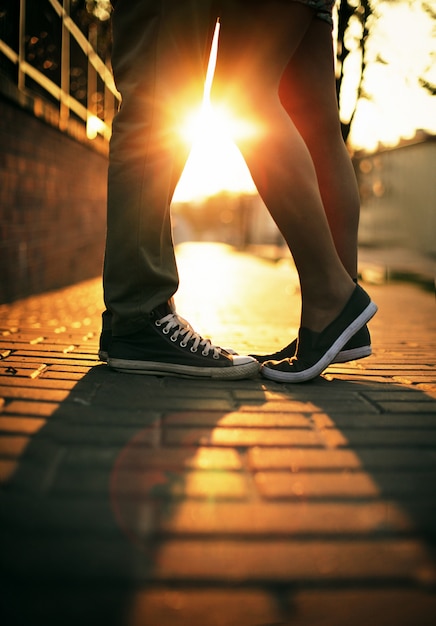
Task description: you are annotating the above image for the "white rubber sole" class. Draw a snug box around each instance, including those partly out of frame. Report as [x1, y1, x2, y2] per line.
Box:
[103, 345, 371, 366]
[108, 357, 260, 379]
[99, 347, 237, 363]
[331, 345, 372, 364]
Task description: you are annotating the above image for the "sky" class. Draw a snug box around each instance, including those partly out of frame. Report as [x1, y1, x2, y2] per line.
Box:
[174, 0, 436, 201]
[348, 0, 436, 151]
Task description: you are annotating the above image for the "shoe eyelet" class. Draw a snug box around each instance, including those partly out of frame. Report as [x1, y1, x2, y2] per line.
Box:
[162, 328, 170, 334]
[180, 341, 188, 348]
[202, 350, 209, 356]
[213, 354, 220, 360]
[155, 320, 162, 327]
[170, 335, 178, 342]
[190, 346, 198, 353]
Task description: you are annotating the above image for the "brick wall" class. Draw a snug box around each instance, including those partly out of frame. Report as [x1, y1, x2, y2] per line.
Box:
[0, 96, 108, 303]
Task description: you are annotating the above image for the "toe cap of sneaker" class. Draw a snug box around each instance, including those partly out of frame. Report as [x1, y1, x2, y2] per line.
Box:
[231, 354, 258, 366]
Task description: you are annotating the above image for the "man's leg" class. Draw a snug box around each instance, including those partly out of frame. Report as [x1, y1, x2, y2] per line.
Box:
[101, 0, 259, 379]
[104, 0, 215, 337]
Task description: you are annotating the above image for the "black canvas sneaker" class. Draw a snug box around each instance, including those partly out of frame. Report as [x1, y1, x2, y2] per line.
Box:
[106, 303, 259, 379]
[98, 329, 111, 362]
[98, 306, 237, 361]
[261, 284, 377, 383]
[251, 324, 371, 364]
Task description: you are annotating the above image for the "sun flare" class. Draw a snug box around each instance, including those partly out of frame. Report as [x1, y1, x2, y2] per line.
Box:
[173, 102, 257, 202]
[173, 20, 257, 203]
[175, 3, 435, 201]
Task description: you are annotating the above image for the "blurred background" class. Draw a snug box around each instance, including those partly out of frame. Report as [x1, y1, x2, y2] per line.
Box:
[1, 0, 435, 303]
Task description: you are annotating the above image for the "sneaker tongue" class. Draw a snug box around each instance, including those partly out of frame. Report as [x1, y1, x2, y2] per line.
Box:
[152, 302, 173, 318]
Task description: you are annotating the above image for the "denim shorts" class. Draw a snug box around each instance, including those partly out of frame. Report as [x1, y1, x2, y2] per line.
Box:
[293, 0, 335, 26]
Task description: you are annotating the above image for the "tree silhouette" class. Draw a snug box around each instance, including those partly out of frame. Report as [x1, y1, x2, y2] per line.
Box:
[336, 0, 372, 143]
[420, 1, 436, 95]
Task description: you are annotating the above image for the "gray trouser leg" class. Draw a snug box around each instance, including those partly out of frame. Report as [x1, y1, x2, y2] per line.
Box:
[103, 0, 215, 335]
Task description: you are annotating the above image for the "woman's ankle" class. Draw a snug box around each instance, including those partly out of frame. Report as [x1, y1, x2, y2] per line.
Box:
[300, 279, 355, 333]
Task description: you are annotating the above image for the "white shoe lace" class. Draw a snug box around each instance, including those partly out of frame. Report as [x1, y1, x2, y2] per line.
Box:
[155, 312, 222, 359]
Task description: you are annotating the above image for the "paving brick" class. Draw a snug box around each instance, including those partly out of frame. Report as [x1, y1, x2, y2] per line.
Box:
[345, 363, 434, 372]
[156, 386, 233, 400]
[38, 371, 88, 381]
[0, 357, 48, 371]
[325, 373, 396, 384]
[0, 364, 47, 378]
[0, 459, 17, 482]
[416, 385, 436, 396]
[0, 435, 30, 457]
[0, 386, 73, 403]
[129, 500, 381, 536]
[55, 467, 248, 500]
[3, 400, 60, 417]
[34, 363, 93, 374]
[239, 400, 324, 412]
[3, 536, 434, 584]
[163, 410, 310, 427]
[290, 589, 436, 626]
[253, 470, 436, 500]
[0, 416, 47, 434]
[231, 388, 282, 401]
[1, 245, 436, 626]
[0, 451, 64, 491]
[312, 412, 436, 429]
[393, 375, 436, 384]
[3, 586, 435, 626]
[0, 341, 77, 353]
[43, 423, 161, 447]
[323, 428, 436, 448]
[5, 354, 98, 366]
[164, 427, 324, 447]
[95, 393, 235, 412]
[258, 398, 380, 413]
[148, 500, 436, 537]
[122, 588, 284, 626]
[0, 377, 81, 391]
[147, 539, 436, 583]
[158, 376, 266, 390]
[0, 332, 45, 343]
[0, 492, 120, 534]
[248, 447, 436, 470]
[63, 446, 242, 470]
[0, 586, 284, 626]
[374, 401, 436, 413]
[53, 405, 162, 426]
[362, 390, 436, 401]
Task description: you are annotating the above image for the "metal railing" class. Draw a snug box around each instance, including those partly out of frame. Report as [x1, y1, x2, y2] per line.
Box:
[0, 0, 119, 143]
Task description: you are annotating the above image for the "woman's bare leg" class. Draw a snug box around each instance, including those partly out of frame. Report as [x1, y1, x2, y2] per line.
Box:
[278, 19, 360, 278]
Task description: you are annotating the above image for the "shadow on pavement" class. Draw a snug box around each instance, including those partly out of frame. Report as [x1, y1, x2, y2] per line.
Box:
[0, 364, 266, 626]
[1, 366, 436, 626]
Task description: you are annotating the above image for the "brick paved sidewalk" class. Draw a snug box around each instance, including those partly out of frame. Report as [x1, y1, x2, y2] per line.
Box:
[1, 243, 436, 626]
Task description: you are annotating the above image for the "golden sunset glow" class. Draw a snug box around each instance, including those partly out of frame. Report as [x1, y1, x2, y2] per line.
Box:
[174, 2, 436, 202]
[174, 21, 257, 202]
[348, 1, 436, 152]
[173, 102, 257, 202]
